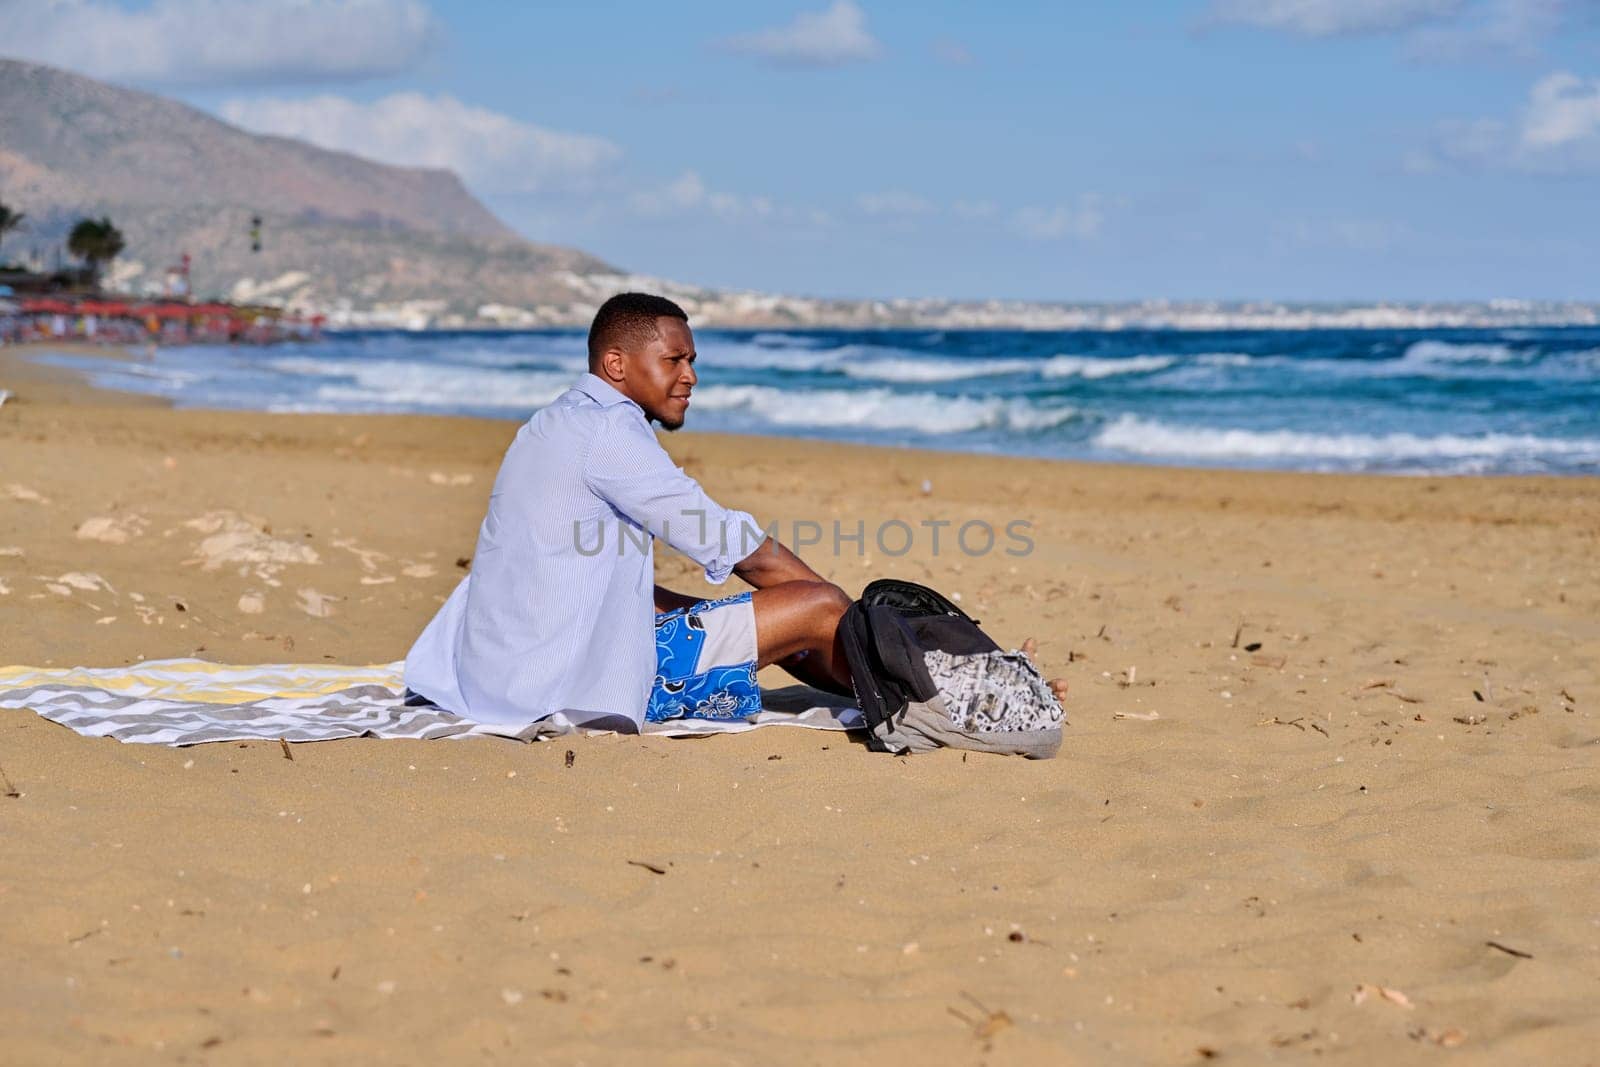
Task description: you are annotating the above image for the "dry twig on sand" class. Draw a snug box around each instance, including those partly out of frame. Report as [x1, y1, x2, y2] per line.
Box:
[949, 992, 1013, 1041]
[1485, 940, 1533, 959]
[1255, 716, 1330, 737]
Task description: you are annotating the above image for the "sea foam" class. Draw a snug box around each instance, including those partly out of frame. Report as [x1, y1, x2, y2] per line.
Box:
[272, 357, 573, 411]
[1401, 340, 1522, 364]
[837, 357, 1037, 383]
[1095, 414, 1600, 469]
[689, 384, 1078, 435]
[1041, 354, 1176, 379]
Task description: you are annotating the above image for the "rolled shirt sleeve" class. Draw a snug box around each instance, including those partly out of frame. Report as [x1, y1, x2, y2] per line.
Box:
[584, 407, 763, 584]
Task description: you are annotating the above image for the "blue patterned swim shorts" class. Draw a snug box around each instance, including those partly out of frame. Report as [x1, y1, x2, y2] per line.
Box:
[646, 592, 762, 723]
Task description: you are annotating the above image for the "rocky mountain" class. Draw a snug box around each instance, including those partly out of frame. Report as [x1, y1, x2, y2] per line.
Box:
[0, 57, 614, 317]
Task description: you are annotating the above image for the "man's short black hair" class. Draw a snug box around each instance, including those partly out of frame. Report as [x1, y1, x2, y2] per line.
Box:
[587, 292, 688, 365]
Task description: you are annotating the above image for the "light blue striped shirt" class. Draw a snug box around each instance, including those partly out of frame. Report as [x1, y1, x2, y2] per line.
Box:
[403, 373, 761, 728]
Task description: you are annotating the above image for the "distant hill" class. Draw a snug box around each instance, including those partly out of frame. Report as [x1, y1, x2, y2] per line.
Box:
[0, 57, 615, 317]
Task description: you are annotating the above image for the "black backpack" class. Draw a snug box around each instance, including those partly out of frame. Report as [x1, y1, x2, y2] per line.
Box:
[839, 579, 1064, 759]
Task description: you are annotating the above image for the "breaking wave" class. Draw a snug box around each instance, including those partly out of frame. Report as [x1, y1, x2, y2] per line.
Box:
[1401, 340, 1522, 364]
[689, 384, 1079, 435]
[1094, 414, 1600, 471]
[1041, 354, 1177, 379]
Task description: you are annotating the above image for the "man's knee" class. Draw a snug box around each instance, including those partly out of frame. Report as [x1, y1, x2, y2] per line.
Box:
[797, 579, 850, 613]
[800, 580, 851, 633]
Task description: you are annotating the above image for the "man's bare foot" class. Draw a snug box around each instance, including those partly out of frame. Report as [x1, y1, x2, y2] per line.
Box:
[1021, 636, 1068, 700]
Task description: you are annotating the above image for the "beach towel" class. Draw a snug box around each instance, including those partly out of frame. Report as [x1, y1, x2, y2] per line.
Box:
[0, 659, 862, 747]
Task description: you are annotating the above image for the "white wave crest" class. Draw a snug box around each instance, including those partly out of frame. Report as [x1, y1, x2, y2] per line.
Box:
[1094, 415, 1600, 464]
[837, 357, 1036, 383]
[269, 356, 362, 377]
[271, 357, 572, 411]
[1041, 354, 1176, 379]
[748, 331, 832, 349]
[696, 343, 850, 372]
[688, 384, 1077, 434]
[1401, 340, 1520, 364]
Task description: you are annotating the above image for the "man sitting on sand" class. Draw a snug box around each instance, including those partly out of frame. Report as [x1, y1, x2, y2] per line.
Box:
[403, 292, 857, 730]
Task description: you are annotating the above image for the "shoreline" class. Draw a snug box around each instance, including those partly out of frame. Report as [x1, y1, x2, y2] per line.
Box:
[7, 339, 1597, 487]
[1, 340, 174, 408]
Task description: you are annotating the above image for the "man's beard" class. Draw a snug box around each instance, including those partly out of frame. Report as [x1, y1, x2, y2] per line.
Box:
[653, 412, 685, 432]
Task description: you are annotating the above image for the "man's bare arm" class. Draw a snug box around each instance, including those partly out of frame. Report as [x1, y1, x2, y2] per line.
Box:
[733, 537, 828, 590]
[655, 539, 831, 613]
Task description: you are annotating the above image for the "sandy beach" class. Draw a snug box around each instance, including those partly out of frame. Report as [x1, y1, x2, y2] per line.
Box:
[3, 342, 1598, 1064]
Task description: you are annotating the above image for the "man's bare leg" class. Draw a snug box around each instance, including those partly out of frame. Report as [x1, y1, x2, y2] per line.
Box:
[751, 580, 855, 696]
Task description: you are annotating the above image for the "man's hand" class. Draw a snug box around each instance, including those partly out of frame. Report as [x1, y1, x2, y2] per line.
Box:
[733, 537, 827, 590]
[653, 585, 702, 614]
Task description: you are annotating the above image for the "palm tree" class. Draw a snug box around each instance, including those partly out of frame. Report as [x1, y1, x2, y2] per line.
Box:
[0, 201, 24, 261]
[67, 216, 126, 286]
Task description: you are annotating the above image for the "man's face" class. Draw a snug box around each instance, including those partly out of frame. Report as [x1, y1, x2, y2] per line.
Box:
[623, 317, 697, 431]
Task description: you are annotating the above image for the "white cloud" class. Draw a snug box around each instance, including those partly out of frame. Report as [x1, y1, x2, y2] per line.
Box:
[1411, 71, 1600, 173]
[1521, 71, 1600, 148]
[629, 171, 772, 221]
[1408, 0, 1565, 60]
[1207, 0, 1463, 36]
[220, 92, 620, 194]
[1010, 198, 1104, 242]
[0, 0, 439, 87]
[1207, 0, 1574, 56]
[627, 171, 834, 228]
[719, 1, 881, 68]
[856, 191, 935, 216]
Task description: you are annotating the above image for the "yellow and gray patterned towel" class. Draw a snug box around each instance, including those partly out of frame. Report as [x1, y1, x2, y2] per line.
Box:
[0, 659, 860, 746]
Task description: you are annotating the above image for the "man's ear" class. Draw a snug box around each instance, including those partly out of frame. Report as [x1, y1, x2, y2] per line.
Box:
[600, 347, 628, 383]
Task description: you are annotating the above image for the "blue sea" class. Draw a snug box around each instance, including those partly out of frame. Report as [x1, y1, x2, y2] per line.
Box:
[40, 326, 1600, 476]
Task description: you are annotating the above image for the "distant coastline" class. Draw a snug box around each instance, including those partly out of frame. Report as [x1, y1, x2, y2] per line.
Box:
[314, 284, 1600, 332]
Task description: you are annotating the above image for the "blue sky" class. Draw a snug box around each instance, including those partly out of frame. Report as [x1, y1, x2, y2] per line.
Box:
[6, 0, 1599, 300]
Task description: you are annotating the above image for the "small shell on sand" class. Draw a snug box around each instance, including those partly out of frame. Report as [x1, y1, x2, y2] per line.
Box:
[184, 511, 320, 574]
[5, 483, 49, 504]
[54, 572, 113, 593]
[237, 591, 266, 615]
[77, 515, 149, 545]
[296, 587, 339, 618]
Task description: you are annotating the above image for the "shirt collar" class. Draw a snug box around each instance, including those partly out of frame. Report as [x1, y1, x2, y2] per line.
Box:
[574, 372, 642, 412]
